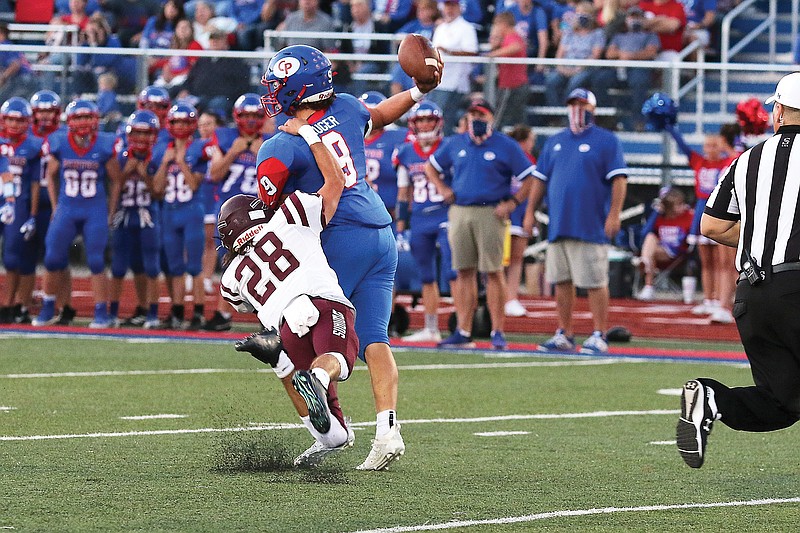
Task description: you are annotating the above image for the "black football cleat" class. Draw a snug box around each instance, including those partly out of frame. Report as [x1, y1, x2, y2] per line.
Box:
[292, 370, 331, 434]
[203, 311, 232, 332]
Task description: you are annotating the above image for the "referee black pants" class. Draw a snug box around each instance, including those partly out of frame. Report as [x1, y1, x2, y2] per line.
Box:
[700, 271, 800, 432]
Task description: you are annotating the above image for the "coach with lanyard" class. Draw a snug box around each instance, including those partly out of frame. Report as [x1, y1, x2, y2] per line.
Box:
[676, 72, 800, 469]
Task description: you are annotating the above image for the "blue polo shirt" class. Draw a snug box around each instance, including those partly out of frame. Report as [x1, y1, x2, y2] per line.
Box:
[429, 132, 534, 206]
[534, 125, 628, 244]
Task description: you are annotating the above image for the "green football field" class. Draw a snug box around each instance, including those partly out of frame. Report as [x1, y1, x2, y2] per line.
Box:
[1, 336, 799, 532]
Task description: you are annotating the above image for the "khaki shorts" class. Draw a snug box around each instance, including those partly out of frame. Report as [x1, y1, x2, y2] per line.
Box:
[545, 239, 609, 288]
[448, 204, 506, 273]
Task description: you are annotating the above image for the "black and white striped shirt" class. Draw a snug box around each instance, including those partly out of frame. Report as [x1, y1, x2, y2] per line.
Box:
[705, 125, 800, 272]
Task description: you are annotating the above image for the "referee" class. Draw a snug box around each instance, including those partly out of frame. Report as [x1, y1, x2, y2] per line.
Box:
[676, 72, 800, 468]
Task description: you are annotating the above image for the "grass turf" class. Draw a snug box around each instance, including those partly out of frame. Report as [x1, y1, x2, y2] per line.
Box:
[1, 337, 798, 531]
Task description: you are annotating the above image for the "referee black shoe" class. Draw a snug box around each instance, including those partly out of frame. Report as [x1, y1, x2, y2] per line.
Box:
[292, 370, 331, 434]
[676, 379, 718, 468]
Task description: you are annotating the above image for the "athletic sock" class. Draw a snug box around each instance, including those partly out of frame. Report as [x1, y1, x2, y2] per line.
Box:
[193, 304, 204, 317]
[424, 313, 438, 331]
[376, 409, 397, 438]
[171, 304, 185, 321]
[148, 303, 159, 319]
[109, 301, 120, 318]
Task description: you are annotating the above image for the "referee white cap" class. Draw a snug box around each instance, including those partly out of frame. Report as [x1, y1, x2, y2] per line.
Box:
[765, 72, 800, 108]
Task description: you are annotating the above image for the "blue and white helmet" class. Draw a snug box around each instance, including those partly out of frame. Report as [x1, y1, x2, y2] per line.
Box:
[1, 97, 33, 138]
[359, 91, 387, 109]
[260, 45, 334, 118]
[641, 92, 678, 132]
[408, 100, 443, 143]
[65, 99, 100, 137]
[233, 92, 266, 135]
[125, 109, 160, 155]
[166, 102, 198, 139]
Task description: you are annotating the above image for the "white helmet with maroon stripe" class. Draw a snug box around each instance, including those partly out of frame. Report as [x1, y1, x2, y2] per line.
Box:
[217, 194, 275, 253]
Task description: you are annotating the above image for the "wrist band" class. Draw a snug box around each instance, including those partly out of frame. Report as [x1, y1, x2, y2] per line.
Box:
[297, 124, 321, 146]
[409, 86, 425, 103]
[2, 181, 14, 199]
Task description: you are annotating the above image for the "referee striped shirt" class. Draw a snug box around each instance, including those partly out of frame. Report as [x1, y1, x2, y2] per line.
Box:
[705, 125, 800, 272]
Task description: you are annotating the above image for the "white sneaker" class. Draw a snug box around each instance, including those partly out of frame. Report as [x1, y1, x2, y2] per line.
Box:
[709, 307, 734, 324]
[637, 285, 655, 301]
[355, 424, 405, 471]
[579, 331, 609, 354]
[504, 299, 527, 317]
[403, 328, 442, 342]
[293, 420, 355, 467]
[691, 300, 716, 315]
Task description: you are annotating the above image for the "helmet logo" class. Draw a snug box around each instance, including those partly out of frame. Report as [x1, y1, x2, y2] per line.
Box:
[273, 57, 301, 78]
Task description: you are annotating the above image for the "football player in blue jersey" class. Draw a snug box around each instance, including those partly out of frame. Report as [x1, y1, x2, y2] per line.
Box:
[151, 102, 210, 330]
[33, 99, 122, 328]
[203, 93, 271, 332]
[29, 90, 76, 325]
[255, 44, 441, 470]
[394, 101, 456, 343]
[0, 98, 47, 324]
[108, 110, 163, 329]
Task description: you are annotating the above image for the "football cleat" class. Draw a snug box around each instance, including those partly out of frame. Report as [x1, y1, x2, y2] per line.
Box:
[537, 329, 576, 352]
[580, 331, 609, 354]
[56, 305, 76, 326]
[292, 370, 331, 434]
[403, 328, 442, 343]
[490, 330, 507, 350]
[356, 424, 405, 471]
[122, 306, 147, 327]
[504, 299, 527, 317]
[203, 311, 233, 331]
[437, 330, 475, 349]
[677, 379, 717, 468]
[187, 313, 206, 331]
[293, 420, 355, 467]
[32, 301, 58, 327]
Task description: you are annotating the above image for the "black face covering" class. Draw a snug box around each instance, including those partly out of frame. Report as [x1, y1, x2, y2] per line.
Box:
[471, 119, 488, 137]
[628, 19, 643, 32]
[576, 14, 591, 28]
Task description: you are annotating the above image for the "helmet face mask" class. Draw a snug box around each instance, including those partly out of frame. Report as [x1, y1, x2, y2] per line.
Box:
[30, 90, 61, 137]
[125, 109, 160, 157]
[1, 97, 33, 140]
[408, 101, 443, 143]
[65, 99, 100, 138]
[260, 45, 334, 118]
[166, 103, 198, 140]
[217, 194, 274, 254]
[233, 93, 266, 136]
[137, 86, 171, 124]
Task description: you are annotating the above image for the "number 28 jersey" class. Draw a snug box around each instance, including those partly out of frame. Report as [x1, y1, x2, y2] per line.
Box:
[48, 131, 117, 208]
[219, 191, 353, 330]
[255, 93, 392, 229]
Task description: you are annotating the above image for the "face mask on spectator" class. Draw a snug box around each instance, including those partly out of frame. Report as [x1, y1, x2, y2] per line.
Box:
[568, 105, 594, 134]
[469, 118, 491, 143]
[628, 19, 643, 32]
[576, 14, 591, 29]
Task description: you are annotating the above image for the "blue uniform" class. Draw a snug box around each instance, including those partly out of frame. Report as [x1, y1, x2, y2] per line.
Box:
[151, 138, 209, 277]
[365, 127, 407, 215]
[2, 133, 45, 275]
[110, 149, 161, 280]
[429, 132, 535, 206]
[256, 93, 396, 358]
[534, 125, 628, 244]
[31, 126, 64, 272]
[45, 132, 117, 274]
[395, 138, 455, 286]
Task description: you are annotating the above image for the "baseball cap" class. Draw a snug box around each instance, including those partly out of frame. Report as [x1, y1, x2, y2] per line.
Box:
[566, 88, 597, 107]
[467, 97, 493, 115]
[209, 29, 228, 39]
[765, 72, 800, 109]
[442, 0, 460, 3]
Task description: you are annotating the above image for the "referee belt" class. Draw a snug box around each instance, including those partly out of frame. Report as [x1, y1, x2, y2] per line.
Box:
[737, 262, 800, 282]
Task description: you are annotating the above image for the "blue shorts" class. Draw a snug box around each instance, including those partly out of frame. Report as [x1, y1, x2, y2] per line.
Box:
[2, 201, 37, 275]
[161, 203, 205, 276]
[45, 204, 109, 274]
[321, 224, 397, 361]
[111, 208, 161, 279]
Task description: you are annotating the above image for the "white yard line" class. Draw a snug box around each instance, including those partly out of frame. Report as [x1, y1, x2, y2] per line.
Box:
[0, 407, 16, 412]
[0, 359, 628, 379]
[350, 498, 800, 533]
[119, 414, 187, 420]
[0, 410, 678, 442]
[474, 431, 530, 437]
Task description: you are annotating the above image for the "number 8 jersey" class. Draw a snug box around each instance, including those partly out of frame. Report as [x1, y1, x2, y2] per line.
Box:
[48, 131, 117, 207]
[219, 191, 353, 330]
[255, 93, 392, 229]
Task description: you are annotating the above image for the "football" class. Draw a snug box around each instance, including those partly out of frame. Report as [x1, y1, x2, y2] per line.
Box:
[398, 33, 441, 84]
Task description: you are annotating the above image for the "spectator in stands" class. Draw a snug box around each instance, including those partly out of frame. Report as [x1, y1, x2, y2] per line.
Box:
[485, 11, 529, 128]
[96, 73, 122, 130]
[341, 0, 390, 96]
[259, 0, 299, 32]
[184, 0, 234, 19]
[140, 0, 186, 49]
[636, 187, 694, 300]
[501, 0, 548, 79]
[388, 0, 439, 96]
[544, 1, 605, 108]
[505, 124, 537, 317]
[373, 0, 413, 32]
[0, 24, 39, 103]
[593, 5, 660, 131]
[275, 0, 338, 52]
[639, 0, 687, 60]
[430, 0, 479, 135]
[41, 0, 92, 89]
[55, 0, 100, 16]
[665, 123, 736, 323]
[175, 29, 251, 116]
[153, 19, 204, 89]
[232, 0, 266, 50]
[524, 88, 628, 354]
[53, 0, 92, 32]
[681, 0, 717, 52]
[427, 98, 535, 350]
[101, 0, 160, 47]
[74, 13, 137, 95]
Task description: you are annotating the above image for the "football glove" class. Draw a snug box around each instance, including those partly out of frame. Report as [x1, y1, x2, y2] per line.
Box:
[235, 327, 285, 367]
[19, 216, 36, 241]
[0, 200, 14, 225]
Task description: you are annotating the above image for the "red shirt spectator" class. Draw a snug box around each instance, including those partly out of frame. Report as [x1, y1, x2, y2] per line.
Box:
[640, 0, 687, 53]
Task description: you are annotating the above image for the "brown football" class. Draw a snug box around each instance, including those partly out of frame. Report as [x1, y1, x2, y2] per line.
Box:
[398, 33, 441, 84]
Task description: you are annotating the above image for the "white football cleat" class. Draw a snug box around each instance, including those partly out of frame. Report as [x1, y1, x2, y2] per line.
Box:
[293, 420, 355, 467]
[504, 299, 527, 317]
[403, 328, 442, 342]
[356, 424, 405, 471]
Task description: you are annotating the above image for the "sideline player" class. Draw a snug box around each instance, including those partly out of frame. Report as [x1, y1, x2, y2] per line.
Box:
[220, 116, 357, 467]
[255, 44, 441, 470]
